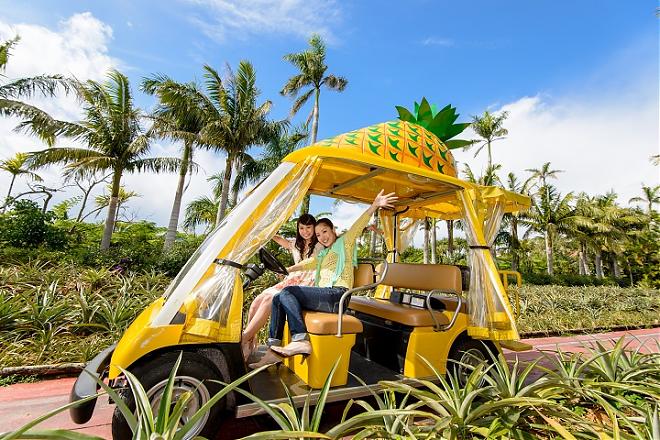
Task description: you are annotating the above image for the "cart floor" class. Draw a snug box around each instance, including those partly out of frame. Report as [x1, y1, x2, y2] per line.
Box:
[236, 348, 402, 418]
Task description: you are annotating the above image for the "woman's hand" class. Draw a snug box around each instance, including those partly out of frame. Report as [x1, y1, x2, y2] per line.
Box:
[371, 189, 398, 210]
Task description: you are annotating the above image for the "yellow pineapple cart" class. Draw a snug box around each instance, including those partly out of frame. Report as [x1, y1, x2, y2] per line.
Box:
[70, 120, 531, 439]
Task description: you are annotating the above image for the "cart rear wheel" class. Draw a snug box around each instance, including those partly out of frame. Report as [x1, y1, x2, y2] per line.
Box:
[111, 351, 227, 440]
[447, 338, 495, 387]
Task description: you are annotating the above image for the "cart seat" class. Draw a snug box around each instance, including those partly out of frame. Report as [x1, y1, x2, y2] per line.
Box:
[349, 296, 449, 327]
[302, 311, 363, 334]
[354, 262, 376, 288]
[349, 263, 464, 327]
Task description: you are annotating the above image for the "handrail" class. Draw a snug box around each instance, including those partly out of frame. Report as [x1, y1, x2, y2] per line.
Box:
[425, 289, 463, 332]
[498, 270, 522, 318]
[336, 259, 389, 337]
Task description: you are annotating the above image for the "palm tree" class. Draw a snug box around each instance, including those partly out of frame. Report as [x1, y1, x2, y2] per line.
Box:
[183, 171, 226, 234]
[468, 110, 509, 170]
[522, 185, 581, 275]
[629, 185, 660, 214]
[87, 185, 140, 223]
[184, 196, 218, 235]
[198, 63, 276, 224]
[281, 34, 347, 145]
[0, 152, 42, 211]
[585, 193, 647, 278]
[233, 124, 307, 197]
[502, 172, 532, 271]
[0, 36, 19, 70]
[525, 162, 563, 196]
[142, 75, 206, 251]
[18, 70, 181, 250]
[462, 163, 502, 186]
[281, 34, 347, 215]
[1, 36, 73, 124]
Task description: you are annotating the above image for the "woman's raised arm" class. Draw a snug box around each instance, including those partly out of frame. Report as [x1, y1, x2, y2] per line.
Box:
[272, 235, 293, 251]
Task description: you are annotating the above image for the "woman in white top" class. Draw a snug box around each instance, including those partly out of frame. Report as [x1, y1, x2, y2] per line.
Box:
[242, 213, 325, 360]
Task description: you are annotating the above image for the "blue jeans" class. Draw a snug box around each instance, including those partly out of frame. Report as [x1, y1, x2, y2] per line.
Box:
[268, 285, 348, 346]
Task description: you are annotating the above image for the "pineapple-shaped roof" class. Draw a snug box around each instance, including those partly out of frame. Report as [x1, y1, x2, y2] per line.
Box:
[311, 120, 457, 178]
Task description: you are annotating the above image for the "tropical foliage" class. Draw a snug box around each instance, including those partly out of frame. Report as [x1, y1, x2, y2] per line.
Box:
[18, 70, 181, 250]
[3, 337, 659, 439]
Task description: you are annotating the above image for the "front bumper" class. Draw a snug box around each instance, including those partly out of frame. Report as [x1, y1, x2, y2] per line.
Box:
[69, 343, 116, 424]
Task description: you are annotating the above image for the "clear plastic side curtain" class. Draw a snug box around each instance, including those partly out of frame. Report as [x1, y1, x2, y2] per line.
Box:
[375, 212, 421, 298]
[190, 158, 321, 328]
[152, 159, 321, 333]
[459, 189, 519, 341]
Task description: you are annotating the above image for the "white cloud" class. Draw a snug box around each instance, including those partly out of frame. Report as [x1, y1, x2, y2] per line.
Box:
[0, 13, 226, 226]
[453, 88, 659, 208]
[0, 13, 120, 210]
[326, 200, 368, 233]
[0, 12, 117, 84]
[183, 0, 342, 43]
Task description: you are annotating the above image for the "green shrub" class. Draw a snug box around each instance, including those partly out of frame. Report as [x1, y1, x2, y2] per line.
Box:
[157, 235, 205, 276]
[0, 200, 68, 249]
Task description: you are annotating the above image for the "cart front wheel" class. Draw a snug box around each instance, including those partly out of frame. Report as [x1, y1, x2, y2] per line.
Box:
[111, 351, 227, 440]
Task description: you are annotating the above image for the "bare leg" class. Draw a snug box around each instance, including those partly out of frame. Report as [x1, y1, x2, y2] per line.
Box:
[242, 289, 276, 359]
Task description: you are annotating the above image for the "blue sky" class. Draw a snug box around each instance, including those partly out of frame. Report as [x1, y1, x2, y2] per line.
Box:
[0, 1, 658, 230]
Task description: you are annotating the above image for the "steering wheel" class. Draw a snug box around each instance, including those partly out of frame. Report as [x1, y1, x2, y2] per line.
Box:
[259, 248, 289, 276]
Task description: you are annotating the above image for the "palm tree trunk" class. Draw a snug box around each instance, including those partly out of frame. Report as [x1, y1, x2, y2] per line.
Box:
[545, 229, 554, 275]
[626, 259, 634, 285]
[217, 154, 234, 225]
[431, 218, 437, 264]
[101, 169, 122, 251]
[578, 242, 588, 275]
[230, 159, 241, 207]
[2, 174, 16, 212]
[310, 88, 320, 144]
[487, 140, 492, 170]
[510, 218, 519, 271]
[446, 220, 454, 257]
[163, 141, 191, 251]
[610, 255, 621, 278]
[594, 251, 603, 278]
[298, 91, 320, 217]
[298, 195, 310, 215]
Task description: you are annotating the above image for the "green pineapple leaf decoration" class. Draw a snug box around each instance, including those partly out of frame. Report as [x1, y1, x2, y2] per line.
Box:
[396, 97, 473, 149]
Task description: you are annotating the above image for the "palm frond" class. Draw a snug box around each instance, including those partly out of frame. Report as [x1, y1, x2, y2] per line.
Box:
[127, 157, 184, 174]
[290, 88, 314, 117]
[322, 74, 348, 91]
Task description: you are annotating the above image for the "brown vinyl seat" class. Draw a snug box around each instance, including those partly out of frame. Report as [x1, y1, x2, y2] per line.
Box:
[349, 296, 449, 327]
[354, 262, 376, 288]
[302, 311, 363, 334]
[289, 263, 374, 336]
[348, 263, 464, 327]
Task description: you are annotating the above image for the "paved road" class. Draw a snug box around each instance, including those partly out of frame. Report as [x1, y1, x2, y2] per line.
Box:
[1, 327, 658, 439]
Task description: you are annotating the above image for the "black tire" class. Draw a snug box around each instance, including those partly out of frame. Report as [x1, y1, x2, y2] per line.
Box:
[111, 350, 227, 440]
[447, 337, 496, 387]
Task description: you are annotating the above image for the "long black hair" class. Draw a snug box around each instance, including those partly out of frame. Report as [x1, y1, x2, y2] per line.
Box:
[295, 214, 319, 258]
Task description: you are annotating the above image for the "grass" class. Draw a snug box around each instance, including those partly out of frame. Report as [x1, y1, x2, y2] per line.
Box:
[0, 374, 39, 387]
